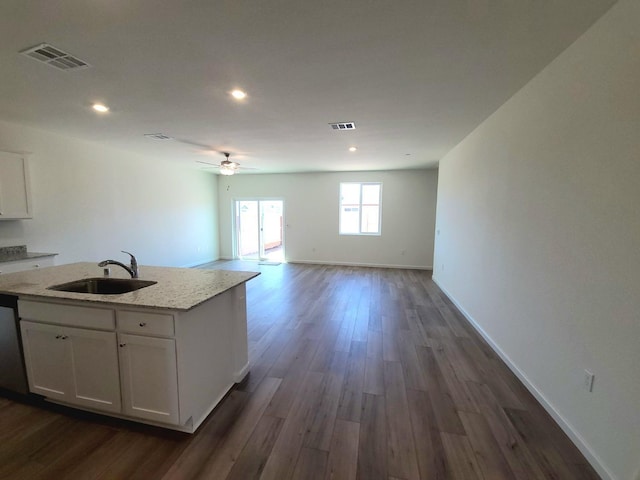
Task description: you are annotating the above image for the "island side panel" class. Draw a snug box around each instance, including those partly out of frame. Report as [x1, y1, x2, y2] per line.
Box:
[232, 283, 249, 382]
[175, 288, 238, 431]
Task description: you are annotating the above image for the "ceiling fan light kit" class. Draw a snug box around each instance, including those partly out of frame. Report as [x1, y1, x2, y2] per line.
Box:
[219, 153, 239, 175]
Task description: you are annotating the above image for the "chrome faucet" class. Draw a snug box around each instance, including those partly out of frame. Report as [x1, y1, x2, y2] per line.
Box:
[98, 251, 139, 278]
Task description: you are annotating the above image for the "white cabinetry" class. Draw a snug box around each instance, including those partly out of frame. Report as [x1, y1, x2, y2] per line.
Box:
[0, 256, 55, 275]
[17, 284, 249, 433]
[118, 333, 179, 424]
[0, 151, 32, 220]
[20, 321, 121, 413]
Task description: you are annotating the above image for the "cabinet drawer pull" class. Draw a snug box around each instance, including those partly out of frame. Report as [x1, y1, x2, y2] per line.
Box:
[55, 335, 62, 339]
[139, 322, 147, 327]
[119, 343, 126, 347]
[61, 335, 68, 340]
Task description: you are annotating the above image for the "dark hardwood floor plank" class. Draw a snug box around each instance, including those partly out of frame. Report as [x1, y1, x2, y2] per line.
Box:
[226, 415, 284, 480]
[325, 419, 360, 480]
[405, 308, 431, 347]
[34, 425, 118, 480]
[396, 330, 428, 392]
[415, 345, 465, 435]
[268, 337, 318, 379]
[187, 376, 282, 480]
[337, 341, 367, 423]
[382, 322, 401, 362]
[292, 447, 329, 480]
[59, 429, 151, 480]
[367, 329, 383, 359]
[465, 381, 546, 480]
[455, 337, 525, 410]
[303, 372, 344, 451]
[406, 388, 449, 480]
[458, 411, 516, 480]
[357, 393, 388, 480]
[503, 408, 599, 480]
[159, 390, 248, 480]
[100, 431, 188, 480]
[430, 340, 479, 413]
[363, 355, 385, 396]
[440, 432, 484, 480]
[259, 372, 326, 480]
[384, 361, 420, 480]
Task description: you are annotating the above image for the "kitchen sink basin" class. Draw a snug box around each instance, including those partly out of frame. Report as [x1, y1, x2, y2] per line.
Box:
[48, 277, 157, 295]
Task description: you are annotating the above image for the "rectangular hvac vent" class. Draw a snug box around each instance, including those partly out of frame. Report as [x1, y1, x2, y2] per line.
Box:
[329, 122, 356, 130]
[20, 43, 90, 71]
[144, 133, 173, 140]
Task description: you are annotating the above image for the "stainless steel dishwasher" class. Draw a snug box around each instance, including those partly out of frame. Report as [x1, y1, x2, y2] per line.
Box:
[0, 294, 28, 394]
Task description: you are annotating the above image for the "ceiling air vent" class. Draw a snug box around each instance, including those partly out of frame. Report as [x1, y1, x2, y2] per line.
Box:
[329, 122, 356, 130]
[144, 133, 173, 140]
[20, 43, 90, 71]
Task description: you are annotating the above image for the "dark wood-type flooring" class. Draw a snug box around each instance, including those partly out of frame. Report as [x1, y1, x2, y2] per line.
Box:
[0, 262, 600, 479]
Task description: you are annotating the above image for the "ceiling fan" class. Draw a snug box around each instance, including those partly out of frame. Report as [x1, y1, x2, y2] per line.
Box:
[196, 152, 256, 175]
[162, 137, 256, 175]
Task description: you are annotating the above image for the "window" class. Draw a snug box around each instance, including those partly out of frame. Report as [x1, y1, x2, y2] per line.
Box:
[339, 182, 382, 235]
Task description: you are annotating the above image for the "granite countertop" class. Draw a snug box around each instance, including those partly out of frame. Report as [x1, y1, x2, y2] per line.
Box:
[0, 262, 260, 311]
[0, 245, 58, 263]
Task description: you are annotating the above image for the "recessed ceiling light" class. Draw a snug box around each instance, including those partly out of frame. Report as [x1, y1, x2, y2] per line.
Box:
[348, 147, 357, 152]
[231, 89, 247, 100]
[92, 103, 109, 113]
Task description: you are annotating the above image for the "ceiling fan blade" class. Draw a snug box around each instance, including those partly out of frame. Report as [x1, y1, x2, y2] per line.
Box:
[174, 138, 219, 151]
[195, 160, 221, 167]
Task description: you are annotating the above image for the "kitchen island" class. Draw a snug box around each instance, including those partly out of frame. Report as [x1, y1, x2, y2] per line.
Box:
[0, 262, 259, 433]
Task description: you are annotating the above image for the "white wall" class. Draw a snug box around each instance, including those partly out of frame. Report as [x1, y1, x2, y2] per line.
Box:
[0, 119, 218, 267]
[433, 1, 639, 479]
[218, 170, 438, 269]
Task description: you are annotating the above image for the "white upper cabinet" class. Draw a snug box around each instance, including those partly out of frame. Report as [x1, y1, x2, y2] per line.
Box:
[0, 151, 32, 220]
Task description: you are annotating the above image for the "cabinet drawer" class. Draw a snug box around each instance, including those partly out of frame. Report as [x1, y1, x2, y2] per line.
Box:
[117, 310, 174, 337]
[0, 256, 55, 274]
[18, 300, 115, 330]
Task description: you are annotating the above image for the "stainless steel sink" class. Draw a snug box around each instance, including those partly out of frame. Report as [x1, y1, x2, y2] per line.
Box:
[48, 277, 157, 295]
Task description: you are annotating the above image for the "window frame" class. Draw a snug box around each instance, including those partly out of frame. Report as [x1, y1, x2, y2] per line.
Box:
[338, 182, 382, 236]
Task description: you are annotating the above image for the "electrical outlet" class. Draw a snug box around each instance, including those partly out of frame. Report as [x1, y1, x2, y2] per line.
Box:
[584, 370, 595, 392]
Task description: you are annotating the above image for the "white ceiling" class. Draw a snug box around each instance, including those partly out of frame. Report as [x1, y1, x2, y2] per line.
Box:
[0, 0, 616, 174]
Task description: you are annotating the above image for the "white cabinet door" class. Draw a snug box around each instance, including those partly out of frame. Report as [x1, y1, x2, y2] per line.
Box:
[0, 151, 32, 220]
[66, 327, 121, 413]
[20, 321, 121, 413]
[118, 333, 179, 425]
[20, 321, 70, 401]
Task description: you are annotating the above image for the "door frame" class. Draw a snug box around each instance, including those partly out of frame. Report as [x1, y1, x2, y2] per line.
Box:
[232, 197, 285, 261]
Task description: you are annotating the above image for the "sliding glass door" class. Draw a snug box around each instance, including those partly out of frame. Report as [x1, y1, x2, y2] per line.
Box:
[235, 199, 284, 261]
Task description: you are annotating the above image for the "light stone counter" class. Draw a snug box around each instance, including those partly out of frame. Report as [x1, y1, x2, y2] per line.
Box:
[0, 262, 259, 311]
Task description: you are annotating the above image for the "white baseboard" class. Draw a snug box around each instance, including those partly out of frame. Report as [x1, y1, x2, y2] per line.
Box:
[180, 257, 219, 268]
[288, 259, 432, 270]
[233, 362, 250, 383]
[432, 275, 616, 480]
